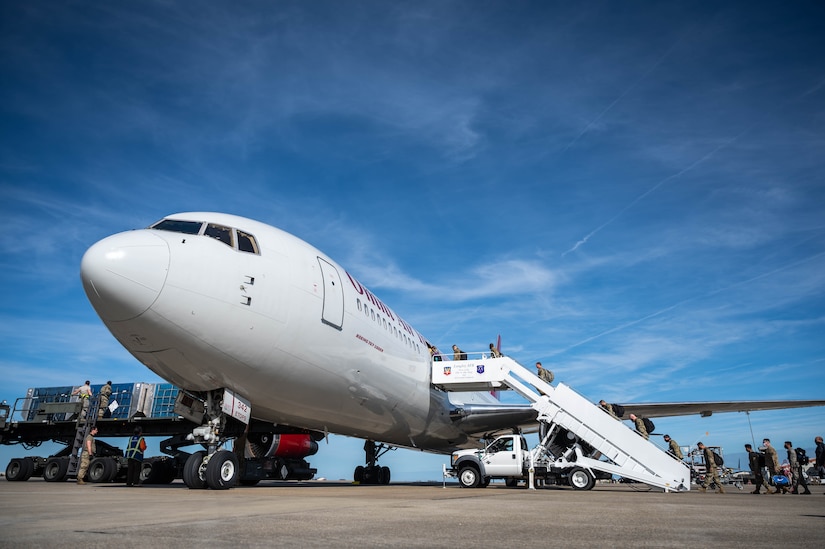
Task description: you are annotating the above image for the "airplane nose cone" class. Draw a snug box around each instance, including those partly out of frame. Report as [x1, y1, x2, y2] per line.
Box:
[80, 231, 170, 322]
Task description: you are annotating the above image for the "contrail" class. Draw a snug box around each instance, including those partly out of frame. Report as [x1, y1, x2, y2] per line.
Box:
[563, 125, 752, 257]
[557, 249, 825, 353]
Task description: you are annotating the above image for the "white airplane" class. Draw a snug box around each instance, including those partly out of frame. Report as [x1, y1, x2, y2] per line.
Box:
[80, 212, 825, 487]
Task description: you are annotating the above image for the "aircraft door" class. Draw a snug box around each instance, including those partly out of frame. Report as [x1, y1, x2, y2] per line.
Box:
[318, 257, 344, 330]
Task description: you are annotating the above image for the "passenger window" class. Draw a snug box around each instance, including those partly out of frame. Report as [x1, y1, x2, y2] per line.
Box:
[204, 224, 233, 247]
[237, 230, 259, 254]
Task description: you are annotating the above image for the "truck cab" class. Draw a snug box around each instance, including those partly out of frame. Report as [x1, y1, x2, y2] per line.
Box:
[451, 434, 530, 488]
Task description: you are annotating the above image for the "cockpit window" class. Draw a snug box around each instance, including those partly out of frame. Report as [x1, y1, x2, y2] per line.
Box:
[237, 230, 259, 254]
[151, 218, 260, 255]
[151, 219, 203, 234]
[204, 223, 233, 247]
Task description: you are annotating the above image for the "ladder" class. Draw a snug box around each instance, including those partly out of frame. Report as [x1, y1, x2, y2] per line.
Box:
[433, 355, 690, 492]
[67, 396, 100, 477]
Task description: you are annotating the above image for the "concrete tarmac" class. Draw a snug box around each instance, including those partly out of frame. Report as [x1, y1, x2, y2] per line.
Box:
[0, 479, 823, 548]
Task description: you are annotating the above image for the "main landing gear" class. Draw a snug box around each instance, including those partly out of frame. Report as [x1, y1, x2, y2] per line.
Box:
[353, 440, 393, 485]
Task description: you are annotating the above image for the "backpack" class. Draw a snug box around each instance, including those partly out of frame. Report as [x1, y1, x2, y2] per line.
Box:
[611, 403, 625, 418]
[712, 451, 724, 466]
[642, 417, 655, 434]
[795, 447, 808, 465]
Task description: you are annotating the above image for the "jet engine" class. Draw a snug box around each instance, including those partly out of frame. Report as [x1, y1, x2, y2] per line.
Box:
[245, 433, 319, 459]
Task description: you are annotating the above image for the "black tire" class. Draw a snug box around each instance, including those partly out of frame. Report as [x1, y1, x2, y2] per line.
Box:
[568, 467, 595, 491]
[183, 451, 207, 489]
[378, 466, 391, 485]
[140, 461, 156, 483]
[43, 457, 69, 482]
[88, 457, 116, 483]
[353, 465, 365, 483]
[6, 458, 30, 481]
[205, 450, 239, 490]
[458, 465, 481, 488]
[505, 478, 519, 487]
[481, 476, 491, 487]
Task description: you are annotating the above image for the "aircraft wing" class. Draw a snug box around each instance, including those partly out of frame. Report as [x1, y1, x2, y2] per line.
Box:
[619, 399, 825, 419]
[452, 399, 825, 437]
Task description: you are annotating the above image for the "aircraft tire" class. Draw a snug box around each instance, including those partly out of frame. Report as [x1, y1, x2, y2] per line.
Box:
[379, 466, 391, 485]
[43, 457, 69, 482]
[183, 451, 207, 489]
[205, 450, 239, 490]
[505, 478, 519, 487]
[354, 465, 365, 483]
[568, 467, 595, 491]
[458, 465, 481, 488]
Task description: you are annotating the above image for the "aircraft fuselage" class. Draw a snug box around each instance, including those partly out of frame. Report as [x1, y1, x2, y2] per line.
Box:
[81, 213, 471, 451]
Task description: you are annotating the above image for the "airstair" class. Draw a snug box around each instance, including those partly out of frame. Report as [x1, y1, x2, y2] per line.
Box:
[67, 397, 100, 477]
[433, 355, 690, 492]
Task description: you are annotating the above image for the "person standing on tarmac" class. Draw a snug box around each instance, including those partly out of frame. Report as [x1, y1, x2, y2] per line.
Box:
[697, 441, 725, 493]
[76, 426, 97, 485]
[784, 440, 811, 495]
[814, 436, 825, 481]
[97, 381, 112, 419]
[745, 444, 766, 494]
[125, 426, 147, 487]
[762, 438, 787, 494]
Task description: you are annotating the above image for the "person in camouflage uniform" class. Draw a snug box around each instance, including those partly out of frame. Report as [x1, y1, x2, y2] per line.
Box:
[664, 435, 682, 460]
[784, 440, 811, 495]
[697, 441, 725, 493]
[76, 426, 97, 485]
[599, 400, 617, 418]
[629, 414, 649, 440]
[97, 381, 112, 419]
[762, 438, 787, 494]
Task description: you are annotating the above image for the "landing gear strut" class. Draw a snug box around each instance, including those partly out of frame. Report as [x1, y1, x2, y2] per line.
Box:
[353, 440, 393, 484]
[182, 389, 240, 490]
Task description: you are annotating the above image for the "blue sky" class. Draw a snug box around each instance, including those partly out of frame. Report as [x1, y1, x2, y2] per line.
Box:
[1, 1, 823, 481]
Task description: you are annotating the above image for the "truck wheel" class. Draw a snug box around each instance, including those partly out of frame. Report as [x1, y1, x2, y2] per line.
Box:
[43, 457, 69, 482]
[205, 450, 239, 490]
[5, 458, 32, 481]
[458, 465, 481, 488]
[89, 457, 116, 483]
[183, 451, 207, 489]
[140, 460, 156, 483]
[569, 467, 595, 491]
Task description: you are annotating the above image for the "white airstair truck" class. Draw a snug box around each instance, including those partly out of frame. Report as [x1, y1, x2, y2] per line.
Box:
[434, 355, 690, 492]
